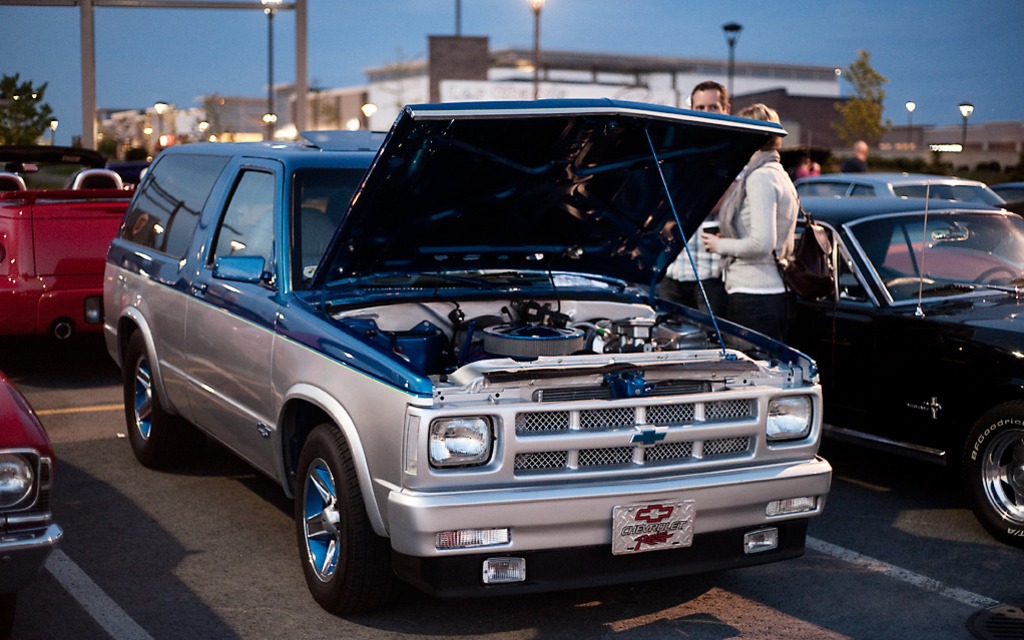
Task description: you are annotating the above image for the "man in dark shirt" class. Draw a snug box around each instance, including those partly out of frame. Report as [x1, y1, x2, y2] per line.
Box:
[841, 140, 869, 172]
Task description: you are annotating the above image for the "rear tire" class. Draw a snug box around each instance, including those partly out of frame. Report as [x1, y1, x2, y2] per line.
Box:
[123, 331, 203, 469]
[962, 402, 1024, 548]
[295, 424, 399, 614]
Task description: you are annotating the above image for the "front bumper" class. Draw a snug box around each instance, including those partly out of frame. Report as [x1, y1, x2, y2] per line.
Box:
[393, 520, 809, 597]
[386, 456, 831, 593]
[0, 523, 64, 593]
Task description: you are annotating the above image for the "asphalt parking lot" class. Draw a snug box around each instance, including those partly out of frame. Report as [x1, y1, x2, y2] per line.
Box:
[3, 335, 1021, 640]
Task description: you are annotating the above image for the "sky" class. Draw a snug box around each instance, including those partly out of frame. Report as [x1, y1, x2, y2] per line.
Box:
[2, 0, 1022, 146]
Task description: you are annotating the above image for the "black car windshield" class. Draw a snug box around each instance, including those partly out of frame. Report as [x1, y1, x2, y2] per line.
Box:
[849, 212, 1024, 301]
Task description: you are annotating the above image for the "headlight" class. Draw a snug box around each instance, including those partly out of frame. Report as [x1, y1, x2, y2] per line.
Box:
[0, 453, 34, 508]
[428, 417, 493, 468]
[766, 396, 813, 441]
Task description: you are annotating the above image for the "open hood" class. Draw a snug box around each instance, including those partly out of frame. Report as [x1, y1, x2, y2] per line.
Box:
[315, 99, 784, 288]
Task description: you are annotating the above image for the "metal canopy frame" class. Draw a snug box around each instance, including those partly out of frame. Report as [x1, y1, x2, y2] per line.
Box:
[0, 0, 308, 149]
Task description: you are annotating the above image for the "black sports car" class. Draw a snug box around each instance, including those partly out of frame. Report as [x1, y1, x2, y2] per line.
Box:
[789, 196, 1024, 548]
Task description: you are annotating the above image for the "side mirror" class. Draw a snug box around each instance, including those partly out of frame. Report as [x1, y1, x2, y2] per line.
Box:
[213, 255, 272, 285]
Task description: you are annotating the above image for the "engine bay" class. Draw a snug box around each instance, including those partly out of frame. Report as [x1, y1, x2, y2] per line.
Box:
[335, 298, 719, 378]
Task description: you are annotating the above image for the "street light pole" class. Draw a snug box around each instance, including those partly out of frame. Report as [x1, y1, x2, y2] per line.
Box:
[905, 101, 916, 149]
[958, 102, 974, 150]
[530, 0, 544, 100]
[262, 0, 283, 141]
[722, 22, 742, 99]
[153, 101, 169, 149]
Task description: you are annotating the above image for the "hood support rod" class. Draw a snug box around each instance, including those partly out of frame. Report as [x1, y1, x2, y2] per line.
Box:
[644, 127, 729, 357]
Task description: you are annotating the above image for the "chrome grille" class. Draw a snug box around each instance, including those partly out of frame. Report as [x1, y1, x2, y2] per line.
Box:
[645, 440, 695, 462]
[647, 403, 696, 425]
[516, 410, 570, 434]
[512, 397, 757, 474]
[707, 399, 754, 421]
[704, 436, 751, 456]
[580, 407, 635, 430]
[515, 450, 569, 470]
[579, 446, 634, 467]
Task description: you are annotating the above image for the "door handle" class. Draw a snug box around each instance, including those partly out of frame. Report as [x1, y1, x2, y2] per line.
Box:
[190, 282, 208, 298]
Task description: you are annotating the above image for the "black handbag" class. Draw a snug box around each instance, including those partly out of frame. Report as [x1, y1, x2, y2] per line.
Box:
[775, 210, 834, 300]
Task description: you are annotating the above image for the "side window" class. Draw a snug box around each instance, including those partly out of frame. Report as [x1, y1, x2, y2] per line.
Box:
[291, 168, 366, 288]
[211, 170, 276, 267]
[836, 243, 869, 302]
[797, 181, 850, 198]
[849, 184, 874, 197]
[120, 154, 229, 256]
[893, 185, 927, 199]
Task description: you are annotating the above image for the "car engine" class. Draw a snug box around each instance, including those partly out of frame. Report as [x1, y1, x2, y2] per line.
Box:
[336, 298, 718, 378]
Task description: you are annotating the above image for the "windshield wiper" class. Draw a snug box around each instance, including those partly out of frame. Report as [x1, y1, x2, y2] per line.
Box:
[943, 282, 1024, 296]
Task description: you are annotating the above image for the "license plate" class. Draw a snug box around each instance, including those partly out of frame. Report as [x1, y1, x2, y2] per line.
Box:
[611, 500, 695, 555]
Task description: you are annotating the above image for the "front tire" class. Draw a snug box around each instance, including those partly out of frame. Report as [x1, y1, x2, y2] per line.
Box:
[962, 402, 1024, 548]
[295, 424, 398, 614]
[122, 331, 203, 469]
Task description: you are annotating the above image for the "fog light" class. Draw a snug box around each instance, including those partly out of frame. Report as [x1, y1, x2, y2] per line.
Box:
[436, 528, 510, 550]
[744, 528, 778, 554]
[766, 496, 817, 517]
[84, 296, 103, 324]
[482, 557, 526, 584]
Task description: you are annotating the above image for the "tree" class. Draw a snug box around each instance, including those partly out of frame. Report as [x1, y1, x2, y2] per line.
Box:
[832, 50, 891, 147]
[0, 74, 55, 145]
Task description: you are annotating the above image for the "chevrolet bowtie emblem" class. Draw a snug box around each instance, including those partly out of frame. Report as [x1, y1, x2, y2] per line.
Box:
[630, 426, 668, 446]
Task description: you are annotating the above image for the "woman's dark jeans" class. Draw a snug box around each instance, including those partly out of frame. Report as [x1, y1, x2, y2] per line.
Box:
[726, 292, 788, 341]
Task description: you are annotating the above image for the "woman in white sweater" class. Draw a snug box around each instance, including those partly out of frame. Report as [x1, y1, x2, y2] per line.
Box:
[702, 103, 798, 341]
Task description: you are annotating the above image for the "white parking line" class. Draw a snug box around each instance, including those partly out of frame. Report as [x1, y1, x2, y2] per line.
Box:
[807, 536, 1001, 610]
[45, 550, 154, 640]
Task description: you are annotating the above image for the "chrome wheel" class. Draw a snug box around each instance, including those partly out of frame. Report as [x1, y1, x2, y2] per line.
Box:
[294, 424, 399, 613]
[122, 331, 202, 469]
[302, 458, 341, 582]
[964, 402, 1024, 548]
[133, 357, 154, 440]
[980, 427, 1024, 525]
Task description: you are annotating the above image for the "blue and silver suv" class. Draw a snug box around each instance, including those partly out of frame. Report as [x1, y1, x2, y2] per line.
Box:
[104, 99, 831, 614]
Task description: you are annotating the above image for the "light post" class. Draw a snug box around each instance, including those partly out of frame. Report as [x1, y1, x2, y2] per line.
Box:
[361, 103, 378, 130]
[958, 102, 974, 150]
[262, 0, 283, 140]
[153, 101, 170, 149]
[48, 120, 58, 146]
[529, 0, 544, 100]
[142, 125, 154, 157]
[905, 101, 916, 149]
[722, 22, 742, 99]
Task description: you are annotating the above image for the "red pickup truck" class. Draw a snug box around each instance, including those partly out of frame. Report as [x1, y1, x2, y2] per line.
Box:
[0, 146, 132, 339]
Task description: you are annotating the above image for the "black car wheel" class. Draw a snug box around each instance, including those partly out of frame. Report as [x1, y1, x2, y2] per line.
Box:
[123, 331, 203, 469]
[963, 402, 1024, 548]
[295, 424, 398, 614]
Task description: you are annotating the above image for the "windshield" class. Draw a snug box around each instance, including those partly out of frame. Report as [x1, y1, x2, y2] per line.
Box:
[848, 212, 1024, 301]
[892, 183, 1006, 207]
